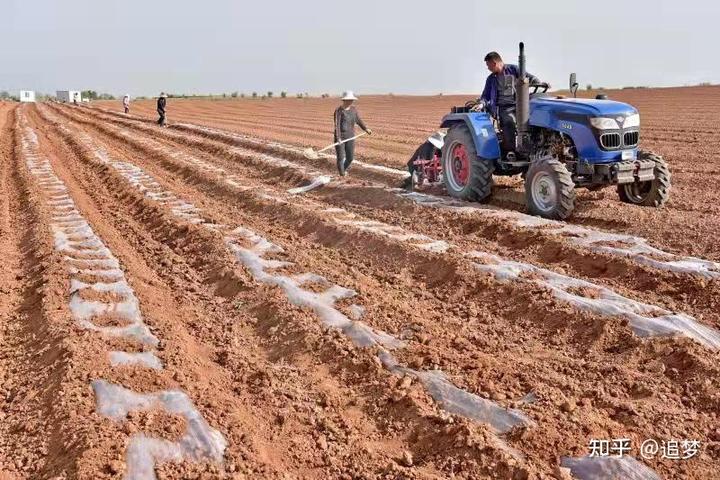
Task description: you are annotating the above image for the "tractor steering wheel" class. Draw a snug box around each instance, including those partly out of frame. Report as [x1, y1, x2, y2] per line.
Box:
[467, 99, 486, 112]
[530, 82, 550, 94]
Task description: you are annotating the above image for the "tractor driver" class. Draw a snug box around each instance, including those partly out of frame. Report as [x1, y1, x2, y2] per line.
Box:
[479, 51, 545, 154]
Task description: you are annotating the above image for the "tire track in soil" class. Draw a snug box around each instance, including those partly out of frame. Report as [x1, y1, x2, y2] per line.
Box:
[22, 109, 480, 478]
[38, 105, 720, 476]
[31, 106, 544, 479]
[55, 104, 720, 331]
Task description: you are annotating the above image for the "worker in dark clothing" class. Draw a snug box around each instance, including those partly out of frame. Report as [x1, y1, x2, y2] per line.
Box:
[400, 131, 445, 189]
[480, 51, 545, 153]
[157, 92, 167, 126]
[333, 91, 372, 176]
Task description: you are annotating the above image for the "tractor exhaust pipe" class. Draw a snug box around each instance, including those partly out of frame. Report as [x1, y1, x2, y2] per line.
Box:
[515, 42, 530, 153]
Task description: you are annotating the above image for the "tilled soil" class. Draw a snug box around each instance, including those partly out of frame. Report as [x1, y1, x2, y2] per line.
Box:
[96, 87, 720, 263]
[0, 97, 718, 479]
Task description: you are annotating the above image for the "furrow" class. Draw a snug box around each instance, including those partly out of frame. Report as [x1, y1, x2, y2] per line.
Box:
[47, 106, 536, 437]
[18, 110, 227, 479]
[79, 105, 720, 280]
[50, 106, 720, 349]
[44, 103, 720, 479]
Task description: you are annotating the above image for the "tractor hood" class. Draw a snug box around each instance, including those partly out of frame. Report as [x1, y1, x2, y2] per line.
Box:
[531, 97, 637, 117]
[529, 96, 641, 163]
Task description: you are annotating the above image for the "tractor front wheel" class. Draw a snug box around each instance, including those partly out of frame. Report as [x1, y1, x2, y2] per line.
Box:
[525, 156, 576, 219]
[617, 151, 670, 207]
[442, 125, 494, 201]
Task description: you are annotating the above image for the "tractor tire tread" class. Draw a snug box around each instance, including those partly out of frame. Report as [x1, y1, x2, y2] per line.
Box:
[442, 125, 494, 202]
[617, 151, 671, 207]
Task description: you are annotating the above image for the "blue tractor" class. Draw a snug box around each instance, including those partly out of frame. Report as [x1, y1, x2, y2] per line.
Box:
[438, 42, 671, 219]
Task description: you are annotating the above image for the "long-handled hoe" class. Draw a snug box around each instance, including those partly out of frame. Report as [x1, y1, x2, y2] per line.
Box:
[303, 132, 367, 160]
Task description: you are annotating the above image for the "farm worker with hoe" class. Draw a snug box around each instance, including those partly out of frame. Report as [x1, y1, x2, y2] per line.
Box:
[122, 94, 130, 114]
[480, 51, 546, 153]
[333, 91, 372, 176]
[400, 131, 446, 189]
[157, 92, 168, 127]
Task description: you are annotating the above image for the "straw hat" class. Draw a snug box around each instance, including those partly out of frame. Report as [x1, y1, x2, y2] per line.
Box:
[160, 92, 167, 98]
[428, 131, 446, 149]
[341, 90, 358, 101]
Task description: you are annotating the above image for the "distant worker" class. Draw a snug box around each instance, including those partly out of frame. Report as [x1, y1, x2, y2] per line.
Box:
[401, 131, 445, 189]
[73, 92, 79, 105]
[157, 92, 167, 127]
[333, 91, 372, 176]
[480, 51, 546, 153]
[123, 94, 130, 114]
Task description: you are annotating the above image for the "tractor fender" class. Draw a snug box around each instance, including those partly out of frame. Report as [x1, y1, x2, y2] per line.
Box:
[440, 112, 501, 160]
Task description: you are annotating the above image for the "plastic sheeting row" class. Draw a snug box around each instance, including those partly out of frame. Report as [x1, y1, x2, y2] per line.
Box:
[20, 113, 226, 480]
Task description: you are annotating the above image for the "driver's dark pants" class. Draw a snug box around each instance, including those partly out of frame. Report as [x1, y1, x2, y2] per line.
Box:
[497, 106, 517, 152]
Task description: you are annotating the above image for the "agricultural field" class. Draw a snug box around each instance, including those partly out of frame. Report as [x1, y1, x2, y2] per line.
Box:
[0, 87, 719, 479]
[97, 86, 720, 263]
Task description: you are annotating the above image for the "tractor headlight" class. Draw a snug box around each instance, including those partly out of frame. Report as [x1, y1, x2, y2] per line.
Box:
[624, 113, 640, 128]
[590, 117, 620, 130]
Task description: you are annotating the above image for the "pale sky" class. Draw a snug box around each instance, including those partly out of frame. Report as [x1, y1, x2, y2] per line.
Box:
[1, 0, 718, 97]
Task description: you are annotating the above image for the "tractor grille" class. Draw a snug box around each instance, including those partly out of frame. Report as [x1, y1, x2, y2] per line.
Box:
[600, 133, 622, 149]
[624, 130, 639, 147]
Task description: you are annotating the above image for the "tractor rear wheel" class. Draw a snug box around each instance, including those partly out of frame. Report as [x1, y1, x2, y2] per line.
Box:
[442, 125, 494, 201]
[617, 151, 670, 207]
[525, 155, 576, 219]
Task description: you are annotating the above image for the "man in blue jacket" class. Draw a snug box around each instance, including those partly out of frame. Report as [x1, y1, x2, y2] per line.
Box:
[480, 51, 545, 153]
